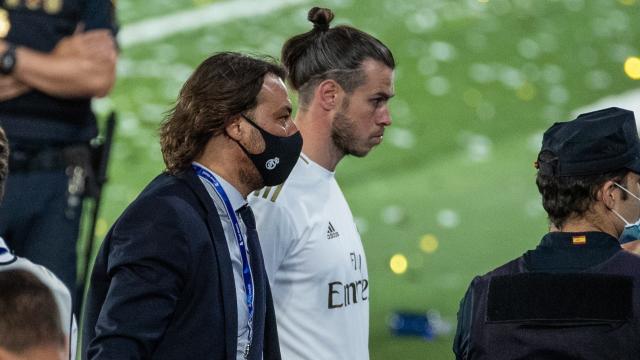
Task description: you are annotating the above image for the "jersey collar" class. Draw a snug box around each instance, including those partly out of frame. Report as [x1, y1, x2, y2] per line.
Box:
[0, 237, 16, 263]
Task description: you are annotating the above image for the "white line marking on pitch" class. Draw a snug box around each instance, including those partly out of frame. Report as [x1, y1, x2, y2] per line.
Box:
[573, 88, 640, 124]
[119, 0, 307, 48]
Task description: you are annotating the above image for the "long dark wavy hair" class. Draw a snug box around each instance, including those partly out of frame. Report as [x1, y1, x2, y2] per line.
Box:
[159, 52, 285, 174]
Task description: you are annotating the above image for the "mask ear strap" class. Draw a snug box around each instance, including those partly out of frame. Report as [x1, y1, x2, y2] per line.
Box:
[611, 208, 632, 226]
[614, 182, 640, 201]
[241, 113, 261, 130]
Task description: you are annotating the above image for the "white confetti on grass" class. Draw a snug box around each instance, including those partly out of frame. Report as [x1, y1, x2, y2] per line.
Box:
[547, 85, 570, 104]
[437, 209, 460, 229]
[469, 63, 495, 84]
[405, 10, 439, 33]
[118, 113, 142, 137]
[498, 66, 525, 89]
[584, 70, 612, 91]
[425, 76, 450, 96]
[430, 41, 457, 62]
[387, 127, 416, 150]
[517, 38, 541, 60]
[381, 205, 406, 225]
[542, 64, 565, 84]
[459, 132, 493, 162]
[417, 57, 439, 76]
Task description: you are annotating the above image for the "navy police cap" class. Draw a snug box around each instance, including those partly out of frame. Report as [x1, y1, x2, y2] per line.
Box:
[537, 107, 640, 177]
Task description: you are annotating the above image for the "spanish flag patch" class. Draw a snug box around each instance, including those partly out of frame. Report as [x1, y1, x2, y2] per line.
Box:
[572, 235, 587, 245]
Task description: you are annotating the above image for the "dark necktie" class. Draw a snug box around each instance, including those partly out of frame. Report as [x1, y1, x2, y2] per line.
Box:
[238, 205, 257, 235]
[237, 205, 266, 360]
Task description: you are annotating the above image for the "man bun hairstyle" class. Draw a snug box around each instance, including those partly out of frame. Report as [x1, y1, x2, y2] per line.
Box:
[281, 7, 395, 107]
[309, 7, 333, 32]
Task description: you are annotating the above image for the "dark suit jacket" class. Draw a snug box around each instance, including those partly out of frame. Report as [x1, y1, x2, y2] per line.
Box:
[82, 170, 281, 360]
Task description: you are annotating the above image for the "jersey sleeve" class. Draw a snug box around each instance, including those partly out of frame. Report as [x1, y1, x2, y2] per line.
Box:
[82, 0, 118, 34]
[249, 194, 298, 281]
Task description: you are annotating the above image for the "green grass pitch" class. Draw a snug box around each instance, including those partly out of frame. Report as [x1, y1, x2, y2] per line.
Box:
[82, 0, 640, 358]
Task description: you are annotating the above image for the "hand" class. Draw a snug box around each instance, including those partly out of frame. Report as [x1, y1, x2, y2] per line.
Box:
[53, 29, 117, 63]
[0, 74, 30, 100]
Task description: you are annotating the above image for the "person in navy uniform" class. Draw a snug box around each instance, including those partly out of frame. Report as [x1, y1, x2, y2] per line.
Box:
[0, 0, 117, 300]
[454, 107, 640, 360]
[82, 52, 302, 359]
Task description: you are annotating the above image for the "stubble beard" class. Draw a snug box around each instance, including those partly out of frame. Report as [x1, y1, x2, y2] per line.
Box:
[239, 162, 264, 192]
[331, 100, 369, 158]
[238, 129, 265, 192]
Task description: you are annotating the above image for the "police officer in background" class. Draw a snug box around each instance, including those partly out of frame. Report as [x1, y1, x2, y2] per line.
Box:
[454, 107, 640, 360]
[0, 0, 117, 300]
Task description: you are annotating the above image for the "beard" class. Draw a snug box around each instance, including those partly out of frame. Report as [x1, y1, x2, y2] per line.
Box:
[331, 98, 368, 158]
[239, 161, 264, 192]
[238, 128, 265, 191]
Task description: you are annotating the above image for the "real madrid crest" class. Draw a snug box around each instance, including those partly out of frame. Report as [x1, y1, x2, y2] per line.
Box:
[265, 157, 280, 170]
[0, 9, 10, 39]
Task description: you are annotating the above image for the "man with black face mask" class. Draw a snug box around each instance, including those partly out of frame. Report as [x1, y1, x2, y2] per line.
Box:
[82, 52, 301, 360]
[454, 107, 640, 360]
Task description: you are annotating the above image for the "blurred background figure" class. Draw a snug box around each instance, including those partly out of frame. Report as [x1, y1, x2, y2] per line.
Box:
[0, 269, 68, 360]
[0, 126, 76, 359]
[0, 0, 118, 303]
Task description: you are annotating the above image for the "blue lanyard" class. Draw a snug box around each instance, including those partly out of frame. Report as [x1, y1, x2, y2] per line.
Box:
[192, 164, 254, 350]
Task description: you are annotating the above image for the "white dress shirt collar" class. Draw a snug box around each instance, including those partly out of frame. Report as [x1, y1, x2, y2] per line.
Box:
[192, 162, 247, 212]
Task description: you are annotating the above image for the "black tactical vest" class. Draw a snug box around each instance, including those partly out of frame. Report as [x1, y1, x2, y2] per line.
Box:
[466, 251, 640, 360]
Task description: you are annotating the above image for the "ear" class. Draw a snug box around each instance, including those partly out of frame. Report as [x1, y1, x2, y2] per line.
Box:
[224, 116, 243, 142]
[600, 180, 619, 209]
[316, 79, 341, 111]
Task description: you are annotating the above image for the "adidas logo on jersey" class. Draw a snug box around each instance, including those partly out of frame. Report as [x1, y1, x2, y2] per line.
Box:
[327, 222, 340, 240]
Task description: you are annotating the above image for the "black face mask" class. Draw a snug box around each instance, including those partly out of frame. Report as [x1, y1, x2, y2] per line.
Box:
[236, 114, 303, 186]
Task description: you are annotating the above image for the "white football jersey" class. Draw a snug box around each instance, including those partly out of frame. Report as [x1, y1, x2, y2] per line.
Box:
[249, 154, 369, 360]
